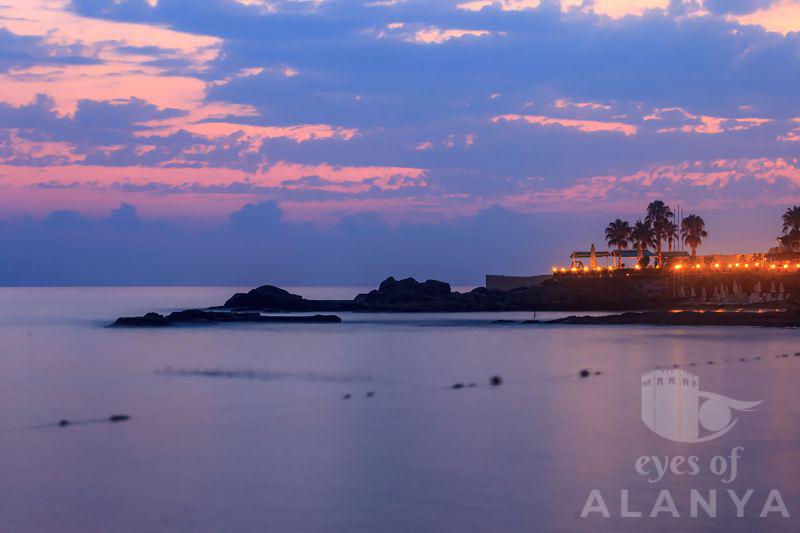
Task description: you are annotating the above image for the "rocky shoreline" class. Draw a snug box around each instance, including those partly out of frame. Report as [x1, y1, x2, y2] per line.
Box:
[109, 275, 800, 327]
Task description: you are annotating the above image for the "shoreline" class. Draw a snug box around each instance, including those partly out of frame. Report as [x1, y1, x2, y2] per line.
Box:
[107, 276, 800, 328]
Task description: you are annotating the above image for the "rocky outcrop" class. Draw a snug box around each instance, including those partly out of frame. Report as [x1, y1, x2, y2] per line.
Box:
[224, 285, 306, 311]
[110, 309, 341, 327]
[218, 275, 677, 313]
[111, 274, 684, 326]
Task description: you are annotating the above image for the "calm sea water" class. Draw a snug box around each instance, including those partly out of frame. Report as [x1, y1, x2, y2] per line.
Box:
[1, 287, 800, 532]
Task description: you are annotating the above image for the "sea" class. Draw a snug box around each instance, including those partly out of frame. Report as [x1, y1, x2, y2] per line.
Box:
[1, 286, 799, 532]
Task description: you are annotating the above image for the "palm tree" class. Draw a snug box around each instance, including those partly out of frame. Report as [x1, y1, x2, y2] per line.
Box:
[681, 214, 708, 257]
[645, 200, 674, 265]
[780, 206, 800, 250]
[782, 205, 800, 234]
[664, 220, 679, 252]
[605, 219, 631, 268]
[630, 219, 655, 264]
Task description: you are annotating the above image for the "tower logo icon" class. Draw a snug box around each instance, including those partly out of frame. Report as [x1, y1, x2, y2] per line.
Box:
[641, 369, 762, 443]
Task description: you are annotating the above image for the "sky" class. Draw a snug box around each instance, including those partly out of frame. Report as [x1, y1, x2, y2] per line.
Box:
[1, 0, 800, 285]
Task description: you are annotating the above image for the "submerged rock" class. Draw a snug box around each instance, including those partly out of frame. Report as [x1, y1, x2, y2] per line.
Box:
[110, 310, 341, 327]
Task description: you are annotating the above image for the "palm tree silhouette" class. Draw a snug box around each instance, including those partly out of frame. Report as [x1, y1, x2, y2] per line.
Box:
[681, 214, 708, 257]
[664, 220, 679, 252]
[605, 219, 631, 268]
[631, 219, 655, 265]
[645, 200, 674, 266]
[780, 206, 800, 250]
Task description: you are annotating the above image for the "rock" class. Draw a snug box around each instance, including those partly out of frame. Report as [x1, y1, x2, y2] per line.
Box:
[489, 375, 503, 386]
[108, 414, 131, 422]
[578, 369, 591, 378]
[111, 312, 172, 327]
[451, 383, 465, 390]
[110, 310, 341, 327]
[224, 285, 305, 310]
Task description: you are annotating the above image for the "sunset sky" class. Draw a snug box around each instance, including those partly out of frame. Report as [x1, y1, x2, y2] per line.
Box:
[2, 0, 800, 284]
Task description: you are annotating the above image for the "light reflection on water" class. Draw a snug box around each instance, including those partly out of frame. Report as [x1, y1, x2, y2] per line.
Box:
[0, 287, 799, 532]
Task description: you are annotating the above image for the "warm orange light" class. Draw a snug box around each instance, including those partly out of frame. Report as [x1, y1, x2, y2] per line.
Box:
[634, 264, 641, 270]
[570, 267, 577, 272]
[674, 264, 683, 270]
[735, 263, 740, 268]
[744, 263, 750, 268]
[552, 267, 557, 272]
[714, 263, 720, 269]
[783, 264, 790, 269]
[770, 264, 777, 270]
[560, 268, 567, 273]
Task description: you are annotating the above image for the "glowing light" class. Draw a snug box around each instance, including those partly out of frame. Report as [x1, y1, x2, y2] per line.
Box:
[714, 263, 720, 269]
[770, 264, 777, 270]
[673, 264, 683, 270]
[634, 265, 641, 270]
[783, 264, 790, 269]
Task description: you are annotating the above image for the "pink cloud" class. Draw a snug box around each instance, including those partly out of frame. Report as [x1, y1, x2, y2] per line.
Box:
[493, 113, 638, 135]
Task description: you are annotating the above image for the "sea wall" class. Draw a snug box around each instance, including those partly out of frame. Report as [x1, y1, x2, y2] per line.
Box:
[671, 271, 800, 305]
